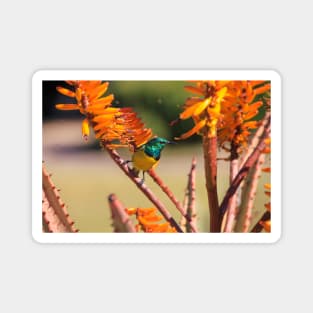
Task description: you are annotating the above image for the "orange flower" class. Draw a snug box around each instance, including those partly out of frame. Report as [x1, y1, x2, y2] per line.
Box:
[56, 80, 153, 149]
[56, 80, 114, 141]
[175, 81, 227, 140]
[125, 207, 177, 233]
[175, 80, 271, 150]
[125, 207, 138, 215]
[218, 81, 270, 148]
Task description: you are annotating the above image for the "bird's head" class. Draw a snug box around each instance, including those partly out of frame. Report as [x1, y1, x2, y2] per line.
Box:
[143, 137, 176, 159]
[146, 137, 176, 150]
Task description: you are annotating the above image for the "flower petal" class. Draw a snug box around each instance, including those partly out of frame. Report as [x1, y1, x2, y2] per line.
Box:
[81, 118, 90, 141]
[243, 121, 259, 129]
[56, 86, 76, 98]
[175, 119, 206, 140]
[253, 84, 270, 95]
[89, 94, 114, 108]
[88, 82, 109, 100]
[134, 129, 153, 147]
[93, 118, 115, 131]
[215, 86, 228, 100]
[125, 208, 137, 215]
[244, 101, 263, 113]
[250, 80, 266, 87]
[244, 110, 258, 120]
[138, 208, 156, 215]
[180, 98, 209, 120]
[193, 97, 212, 116]
[55, 104, 80, 110]
[184, 85, 204, 95]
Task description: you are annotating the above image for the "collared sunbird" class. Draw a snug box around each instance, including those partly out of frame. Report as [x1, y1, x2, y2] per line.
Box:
[130, 137, 176, 183]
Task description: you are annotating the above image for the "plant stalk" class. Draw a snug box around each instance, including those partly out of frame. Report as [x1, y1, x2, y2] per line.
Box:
[108, 194, 136, 232]
[235, 153, 265, 232]
[186, 157, 197, 233]
[203, 135, 220, 232]
[148, 168, 198, 232]
[223, 142, 239, 232]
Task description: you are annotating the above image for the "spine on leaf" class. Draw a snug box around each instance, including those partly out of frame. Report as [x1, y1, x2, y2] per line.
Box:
[42, 164, 78, 233]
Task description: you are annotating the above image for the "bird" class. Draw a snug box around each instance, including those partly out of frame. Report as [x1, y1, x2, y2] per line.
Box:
[129, 137, 176, 184]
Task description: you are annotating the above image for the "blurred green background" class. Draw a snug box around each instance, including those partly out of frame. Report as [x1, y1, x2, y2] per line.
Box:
[42, 81, 269, 232]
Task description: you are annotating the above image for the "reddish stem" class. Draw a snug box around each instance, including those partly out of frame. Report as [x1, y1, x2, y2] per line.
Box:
[223, 149, 239, 232]
[108, 194, 136, 232]
[186, 157, 197, 233]
[148, 168, 198, 232]
[235, 153, 266, 232]
[203, 135, 220, 232]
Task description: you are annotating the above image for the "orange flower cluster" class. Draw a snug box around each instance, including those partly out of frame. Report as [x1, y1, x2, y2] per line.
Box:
[175, 81, 227, 140]
[56, 80, 152, 148]
[219, 81, 270, 149]
[176, 81, 270, 150]
[125, 208, 177, 232]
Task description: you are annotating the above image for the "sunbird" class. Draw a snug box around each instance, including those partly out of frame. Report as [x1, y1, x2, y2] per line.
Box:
[129, 137, 176, 183]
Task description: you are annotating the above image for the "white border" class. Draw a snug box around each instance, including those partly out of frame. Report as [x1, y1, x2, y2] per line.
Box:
[32, 70, 281, 244]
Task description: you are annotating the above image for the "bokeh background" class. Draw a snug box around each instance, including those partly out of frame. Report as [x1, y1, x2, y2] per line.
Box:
[43, 81, 269, 232]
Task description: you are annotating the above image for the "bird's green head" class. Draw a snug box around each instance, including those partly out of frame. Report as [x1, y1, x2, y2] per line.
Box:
[144, 137, 176, 160]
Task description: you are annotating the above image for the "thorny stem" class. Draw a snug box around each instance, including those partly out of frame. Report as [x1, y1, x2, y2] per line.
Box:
[148, 168, 198, 232]
[235, 153, 266, 232]
[223, 141, 239, 232]
[219, 116, 271, 220]
[203, 135, 220, 232]
[103, 144, 183, 233]
[180, 189, 189, 231]
[185, 157, 197, 233]
[108, 194, 136, 232]
[42, 164, 78, 233]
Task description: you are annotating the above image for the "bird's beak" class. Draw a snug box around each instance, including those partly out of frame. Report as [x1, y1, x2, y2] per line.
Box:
[168, 141, 177, 145]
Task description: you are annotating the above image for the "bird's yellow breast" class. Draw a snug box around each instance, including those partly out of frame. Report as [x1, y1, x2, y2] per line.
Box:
[132, 149, 159, 172]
